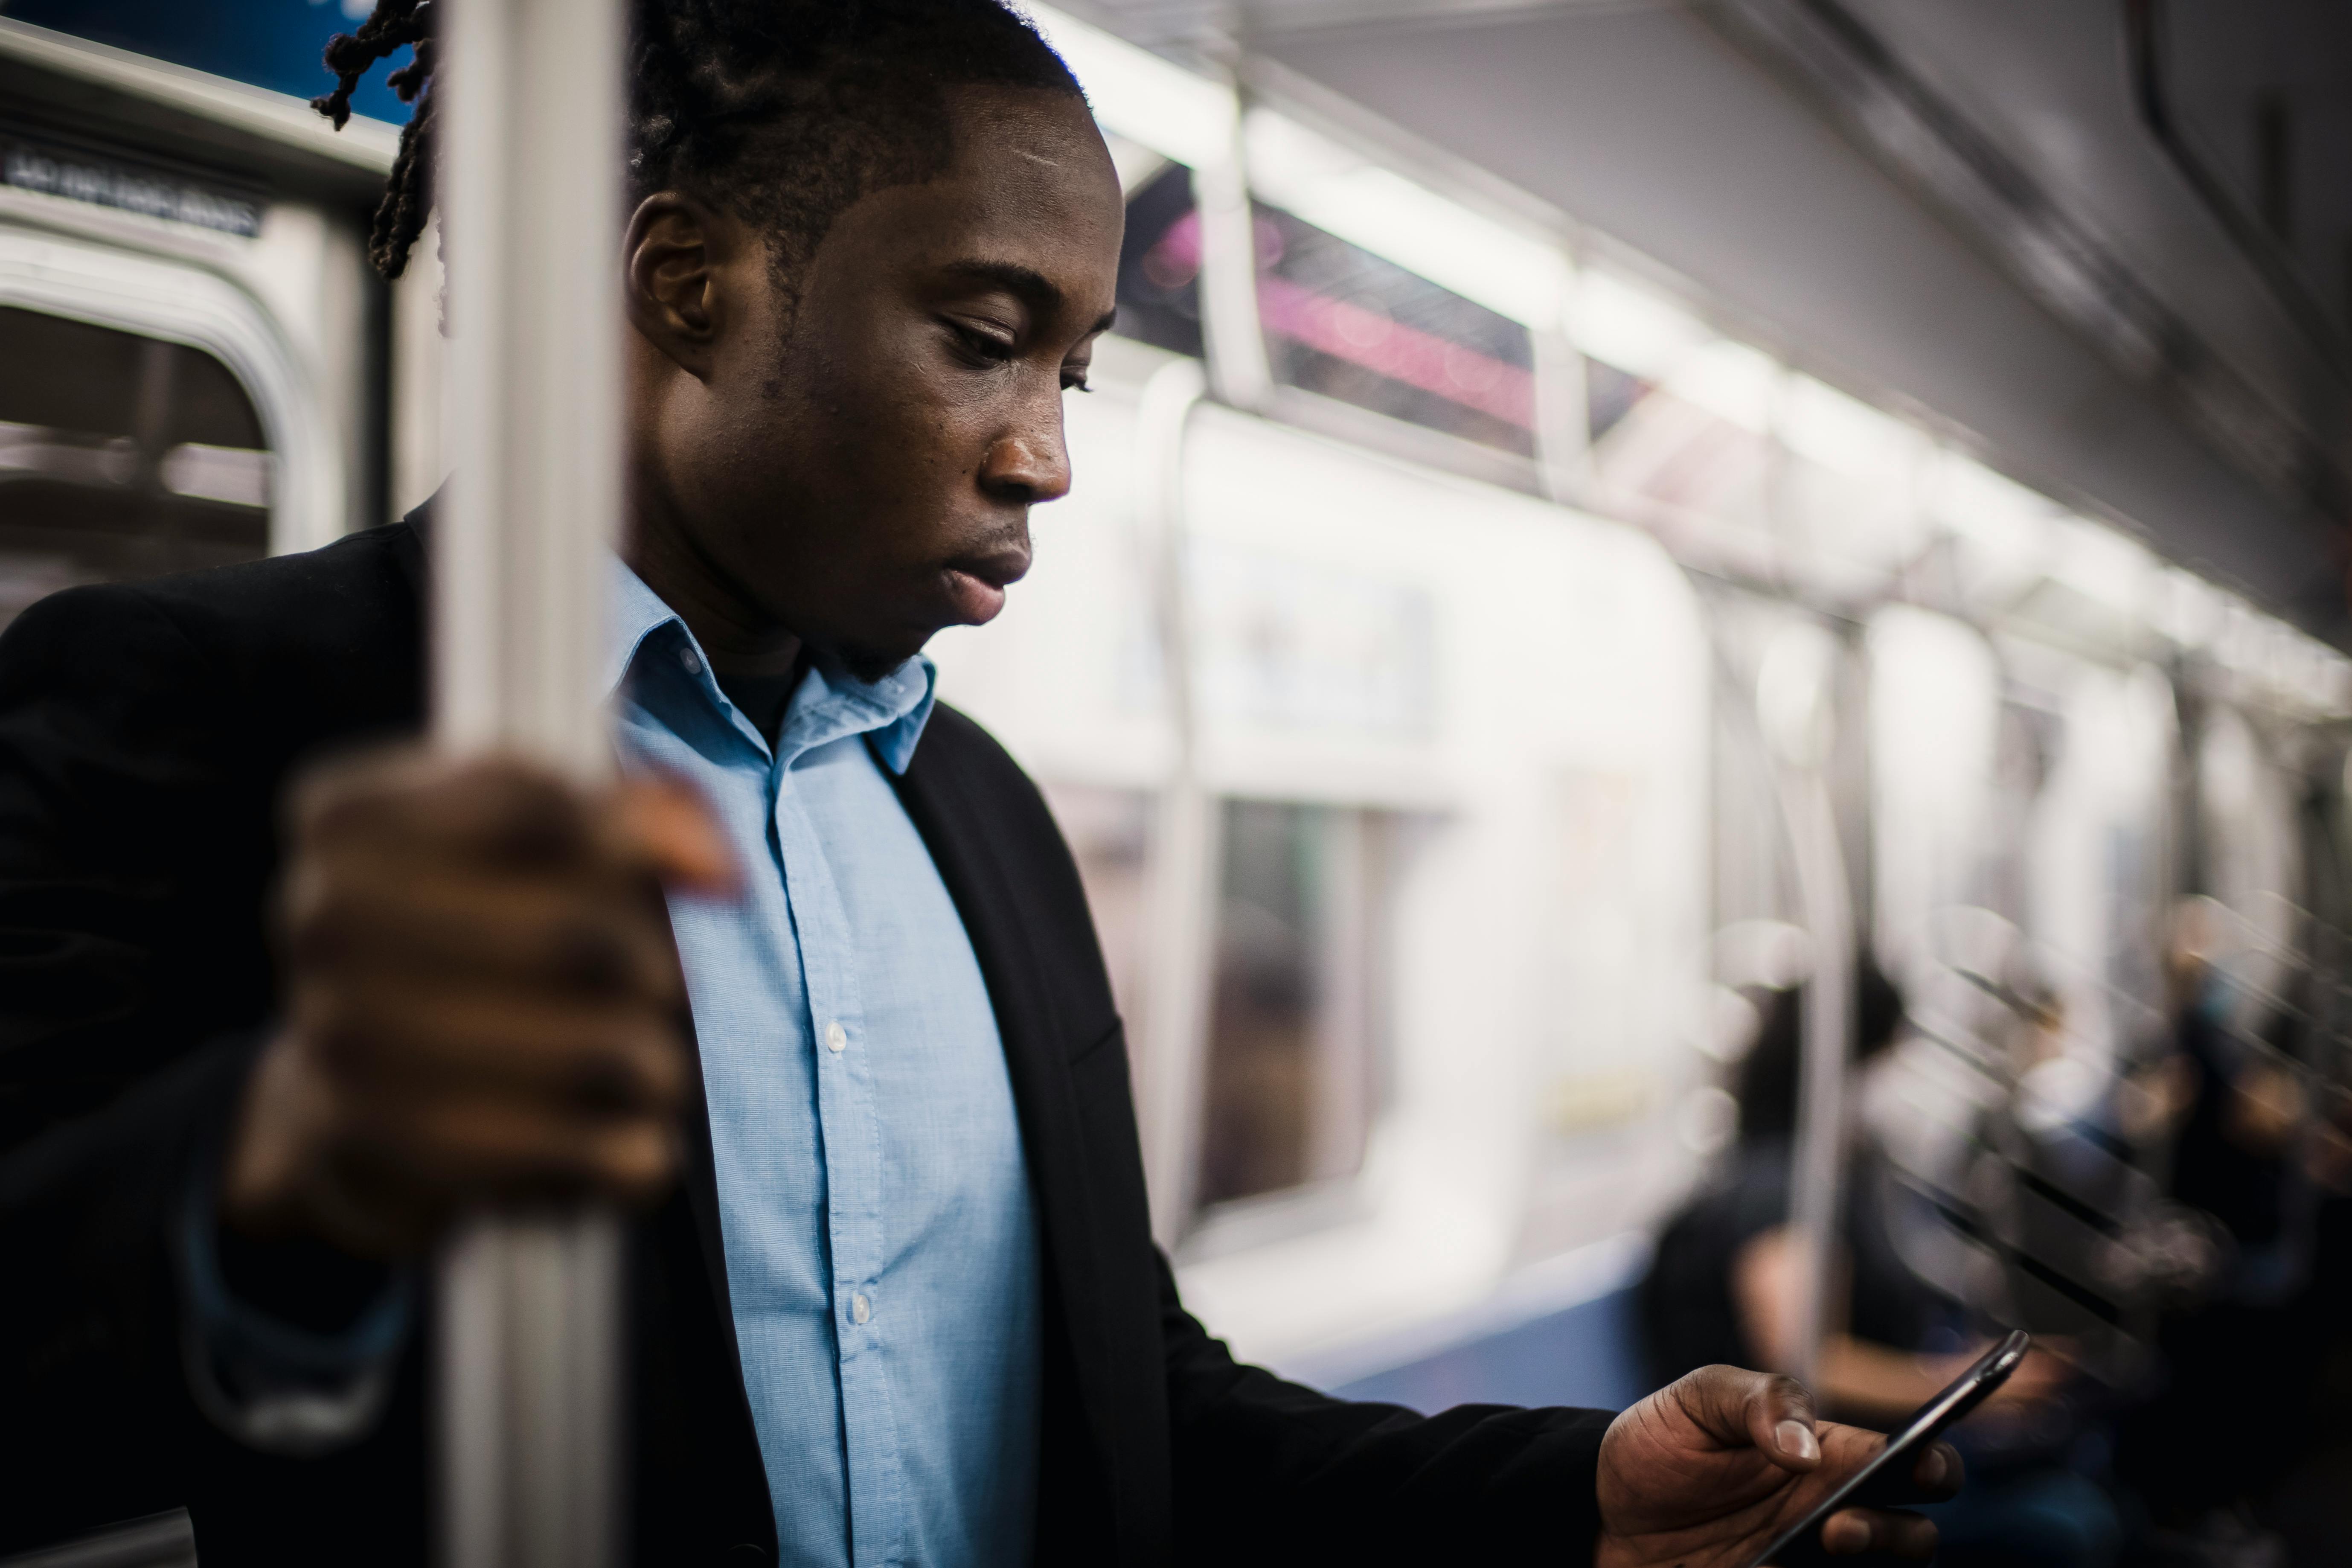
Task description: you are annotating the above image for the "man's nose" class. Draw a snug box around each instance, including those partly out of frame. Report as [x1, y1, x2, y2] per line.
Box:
[977, 412, 1072, 504]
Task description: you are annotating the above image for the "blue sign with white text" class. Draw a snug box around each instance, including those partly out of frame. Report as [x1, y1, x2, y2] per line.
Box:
[5, 0, 413, 126]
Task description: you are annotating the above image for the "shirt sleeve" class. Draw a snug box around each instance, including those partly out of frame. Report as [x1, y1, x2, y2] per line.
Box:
[176, 1143, 417, 1456]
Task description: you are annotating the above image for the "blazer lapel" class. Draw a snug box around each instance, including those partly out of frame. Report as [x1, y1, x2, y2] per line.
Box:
[668, 997, 755, 1395]
[884, 732, 1124, 1465]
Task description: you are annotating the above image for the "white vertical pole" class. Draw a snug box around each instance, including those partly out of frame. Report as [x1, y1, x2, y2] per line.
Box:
[1193, 102, 1272, 412]
[1781, 773, 1852, 1391]
[437, 0, 622, 777]
[1533, 260, 1590, 509]
[1758, 625, 1852, 1391]
[1136, 81, 1256, 1242]
[1134, 357, 1216, 1248]
[436, 0, 626, 1560]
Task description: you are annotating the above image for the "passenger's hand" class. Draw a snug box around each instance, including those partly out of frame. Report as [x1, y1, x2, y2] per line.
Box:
[1975, 1339, 2073, 1412]
[222, 751, 736, 1257]
[1595, 1364, 1959, 1568]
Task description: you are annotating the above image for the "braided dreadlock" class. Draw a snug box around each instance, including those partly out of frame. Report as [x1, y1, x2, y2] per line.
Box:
[315, 0, 1082, 290]
[312, 0, 439, 278]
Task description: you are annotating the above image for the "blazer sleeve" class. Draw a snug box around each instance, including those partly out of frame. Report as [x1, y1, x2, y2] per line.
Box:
[0, 583, 267, 1140]
[0, 584, 282, 1542]
[1155, 1247, 1615, 1565]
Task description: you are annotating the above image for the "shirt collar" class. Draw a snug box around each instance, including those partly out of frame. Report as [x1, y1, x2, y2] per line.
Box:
[605, 557, 936, 775]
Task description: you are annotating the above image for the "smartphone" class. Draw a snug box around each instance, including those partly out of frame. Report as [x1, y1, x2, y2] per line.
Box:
[1743, 1329, 2032, 1568]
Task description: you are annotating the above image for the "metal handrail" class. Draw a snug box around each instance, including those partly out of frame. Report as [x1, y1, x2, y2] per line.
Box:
[433, 0, 627, 1561]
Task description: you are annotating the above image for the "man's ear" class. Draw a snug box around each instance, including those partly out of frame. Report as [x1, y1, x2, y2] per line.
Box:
[626, 192, 723, 379]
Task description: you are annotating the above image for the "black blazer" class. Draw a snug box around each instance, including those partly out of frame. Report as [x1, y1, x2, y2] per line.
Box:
[0, 512, 1613, 1565]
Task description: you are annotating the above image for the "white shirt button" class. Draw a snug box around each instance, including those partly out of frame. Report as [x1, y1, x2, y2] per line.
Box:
[825, 1021, 847, 1054]
[850, 1293, 872, 1325]
[678, 646, 702, 674]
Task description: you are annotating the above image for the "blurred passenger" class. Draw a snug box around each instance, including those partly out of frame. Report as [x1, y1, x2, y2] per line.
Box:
[2111, 899, 2352, 1562]
[2153, 898, 2306, 1278]
[0, 4, 1962, 1565]
[1643, 956, 2119, 1568]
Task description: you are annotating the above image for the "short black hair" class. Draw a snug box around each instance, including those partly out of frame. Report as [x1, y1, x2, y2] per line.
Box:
[315, 0, 1085, 286]
[1734, 951, 1906, 1142]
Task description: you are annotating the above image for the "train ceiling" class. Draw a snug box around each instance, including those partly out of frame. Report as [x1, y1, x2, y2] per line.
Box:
[1070, 0, 2352, 647]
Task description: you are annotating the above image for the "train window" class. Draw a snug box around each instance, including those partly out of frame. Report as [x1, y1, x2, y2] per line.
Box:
[1118, 163, 1206, 359]
[1188, 535, 1438, 739]
[1248, 202, 1538, 460]
[1195, 799, 1385, 1210]
[0, 306, 271, 627]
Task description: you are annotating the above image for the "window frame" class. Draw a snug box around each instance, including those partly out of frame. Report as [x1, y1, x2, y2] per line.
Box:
[0, 222, 343, 555]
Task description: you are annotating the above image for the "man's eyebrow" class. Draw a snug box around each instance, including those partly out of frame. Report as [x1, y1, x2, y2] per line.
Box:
[942, 259, 1116, 334]
[942, 259, 1063, 312]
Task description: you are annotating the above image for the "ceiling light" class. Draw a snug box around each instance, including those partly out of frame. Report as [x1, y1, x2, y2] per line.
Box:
[1782, 375, 1925, 482]
[1571, 269, 1712, 379]
[1024, 5, 1237, 171]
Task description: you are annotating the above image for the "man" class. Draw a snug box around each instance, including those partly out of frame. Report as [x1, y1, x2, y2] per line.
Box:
[0, 3, 1957, 1563]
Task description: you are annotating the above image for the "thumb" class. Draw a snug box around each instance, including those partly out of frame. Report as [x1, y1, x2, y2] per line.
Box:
[1679, 1364, 1823, 1473]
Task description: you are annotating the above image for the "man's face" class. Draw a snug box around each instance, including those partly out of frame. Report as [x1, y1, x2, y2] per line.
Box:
[630, 86, 1124, 674]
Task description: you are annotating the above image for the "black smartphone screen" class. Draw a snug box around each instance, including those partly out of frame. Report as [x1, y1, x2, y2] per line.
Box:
[1742, 1329, 2032, 1568]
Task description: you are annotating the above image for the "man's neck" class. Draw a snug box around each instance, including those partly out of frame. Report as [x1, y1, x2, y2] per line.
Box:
[622, 507, 802, 681]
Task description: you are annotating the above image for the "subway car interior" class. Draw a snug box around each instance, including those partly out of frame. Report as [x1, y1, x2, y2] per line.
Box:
[4, 1, 2352, 1564]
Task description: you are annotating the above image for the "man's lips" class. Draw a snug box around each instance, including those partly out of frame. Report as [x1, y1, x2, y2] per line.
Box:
[941, 544, 1032, 625]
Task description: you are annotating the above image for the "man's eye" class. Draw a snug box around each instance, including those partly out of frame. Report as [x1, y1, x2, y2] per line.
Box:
[1061, 371, 1093, 394]
[950, 323, 1015, 364]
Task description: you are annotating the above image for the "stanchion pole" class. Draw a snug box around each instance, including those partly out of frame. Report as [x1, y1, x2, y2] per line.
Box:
[1780, 771, 1852, 1392]
[1133, 357, 1211, 1247]
[434, 0, 626, 1562]
[1758, 626, 1853, 1392]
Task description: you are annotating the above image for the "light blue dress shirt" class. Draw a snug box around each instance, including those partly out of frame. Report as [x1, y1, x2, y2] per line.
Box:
[188, 561, 1042, 1564]
[605, 564, 1043, 1568]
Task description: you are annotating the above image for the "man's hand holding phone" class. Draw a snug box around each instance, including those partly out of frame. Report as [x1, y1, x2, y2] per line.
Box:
[1593, 1363, 1966, 1568]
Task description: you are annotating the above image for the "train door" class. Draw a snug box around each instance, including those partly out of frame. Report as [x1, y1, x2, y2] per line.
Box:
[0, 20, 396, 627]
